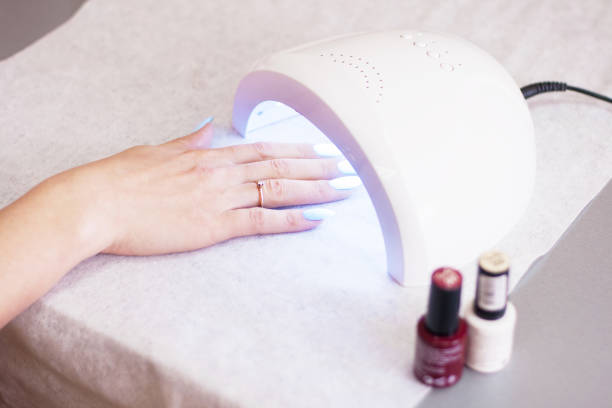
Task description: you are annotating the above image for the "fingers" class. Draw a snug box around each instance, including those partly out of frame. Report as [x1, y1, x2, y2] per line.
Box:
[208, 142, 320, 164]
[169, 142, 336, 173]
[231, 158, 343, 184]
[228, 179, 352, 209]
[163, 118, 215, 150]
[219, 207, 331, 239]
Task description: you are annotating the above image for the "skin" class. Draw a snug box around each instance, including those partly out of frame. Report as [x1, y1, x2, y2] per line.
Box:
[0, 122, 352, 328]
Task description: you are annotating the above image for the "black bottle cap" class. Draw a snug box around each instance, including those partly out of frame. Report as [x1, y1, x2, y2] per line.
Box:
[425, 267, 463, 336]
[474, 251, 510, 320]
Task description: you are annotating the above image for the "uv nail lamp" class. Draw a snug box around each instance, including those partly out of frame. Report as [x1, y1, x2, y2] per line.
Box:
[232, 30, 535, 286]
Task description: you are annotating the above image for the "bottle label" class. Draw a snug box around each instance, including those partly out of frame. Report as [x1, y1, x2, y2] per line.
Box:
[477, 274, 507, 311]
[414, 338, 465, 387]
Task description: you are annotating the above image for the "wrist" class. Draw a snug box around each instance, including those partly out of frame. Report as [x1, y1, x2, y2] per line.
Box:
[39, 168, 117, 259]
[0, 167, 116, 327]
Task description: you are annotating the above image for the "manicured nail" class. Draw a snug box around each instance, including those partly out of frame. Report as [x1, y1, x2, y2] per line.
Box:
[303, 208, 335, 221]
[337, 160, 356, 175]
[313, 143, 342, 157]
[193, 116, 214, 132]
[329, 176, 362, 190]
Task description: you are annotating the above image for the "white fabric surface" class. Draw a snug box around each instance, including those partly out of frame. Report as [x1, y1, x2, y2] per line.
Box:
[0, 0, 611, 407]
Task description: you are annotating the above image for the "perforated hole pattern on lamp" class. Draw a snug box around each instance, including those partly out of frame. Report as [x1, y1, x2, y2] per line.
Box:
[319, 52, 384, 103]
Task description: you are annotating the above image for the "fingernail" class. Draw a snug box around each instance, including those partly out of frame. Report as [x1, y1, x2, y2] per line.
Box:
[303, 208, 335, 221]
[193, 116, 214, 132]
[329, 176, 362, 190]
[313, 143, 342, 157]
[337, 160, 356, 175]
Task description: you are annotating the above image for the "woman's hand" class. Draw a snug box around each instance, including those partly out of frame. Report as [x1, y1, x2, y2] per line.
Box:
[0, 119, 360, 327]
[74, 120, 356, 255]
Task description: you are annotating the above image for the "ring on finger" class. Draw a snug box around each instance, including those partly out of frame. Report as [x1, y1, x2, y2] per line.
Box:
[256, 180, 265, 208]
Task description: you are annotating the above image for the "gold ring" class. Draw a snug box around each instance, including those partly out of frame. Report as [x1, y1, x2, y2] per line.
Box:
[256, 180, 265, 208]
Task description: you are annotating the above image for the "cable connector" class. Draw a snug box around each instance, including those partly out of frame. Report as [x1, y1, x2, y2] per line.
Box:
[521, 82, 567, 99]
[521, 81, 612, 104]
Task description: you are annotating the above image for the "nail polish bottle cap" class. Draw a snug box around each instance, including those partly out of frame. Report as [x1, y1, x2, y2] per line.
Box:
[475, 250, 510, 320]
[425, 267, 463, 336]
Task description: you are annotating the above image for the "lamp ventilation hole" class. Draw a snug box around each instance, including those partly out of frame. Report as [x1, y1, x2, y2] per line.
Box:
[320, 51, 384, 104]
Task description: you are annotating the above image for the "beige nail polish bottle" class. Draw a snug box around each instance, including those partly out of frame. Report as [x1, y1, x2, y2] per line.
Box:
[465, 250, 517, 373]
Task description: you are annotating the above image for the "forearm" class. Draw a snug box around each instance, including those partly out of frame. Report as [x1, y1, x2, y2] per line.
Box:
[0, 123, 350, 328]
[0, 172, 110, 328]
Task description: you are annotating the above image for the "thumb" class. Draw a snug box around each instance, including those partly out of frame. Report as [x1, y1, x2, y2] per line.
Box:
[165, 116, 215, 150]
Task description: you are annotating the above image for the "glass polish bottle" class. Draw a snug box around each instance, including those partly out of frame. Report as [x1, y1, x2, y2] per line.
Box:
[465, 250, 517, 373]
[413, 267, 467, 388]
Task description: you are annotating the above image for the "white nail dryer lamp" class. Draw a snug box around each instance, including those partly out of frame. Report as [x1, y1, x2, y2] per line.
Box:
[232, 30, 535, 286]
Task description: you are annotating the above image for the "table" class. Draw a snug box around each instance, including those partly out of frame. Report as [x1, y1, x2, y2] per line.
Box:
[418, 180, 612, 408]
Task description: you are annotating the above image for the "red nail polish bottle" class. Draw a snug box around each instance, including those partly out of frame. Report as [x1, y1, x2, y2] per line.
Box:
[413, 267, 467, 388]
